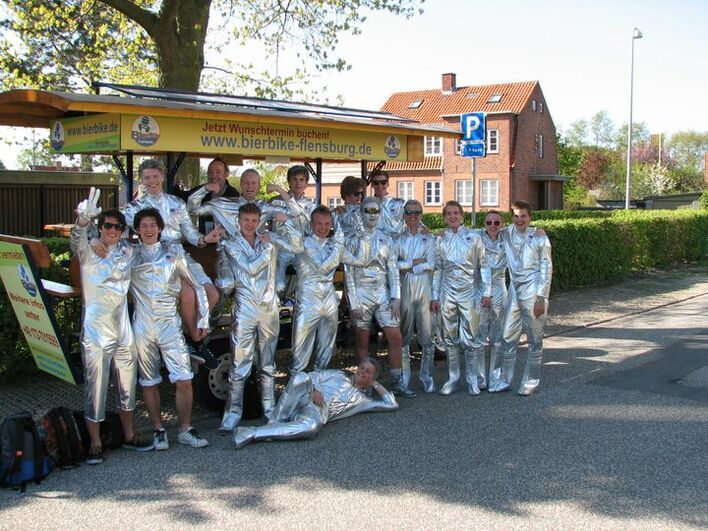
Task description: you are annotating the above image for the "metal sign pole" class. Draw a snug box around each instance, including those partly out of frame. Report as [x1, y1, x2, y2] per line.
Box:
[471, 157, 476, 227]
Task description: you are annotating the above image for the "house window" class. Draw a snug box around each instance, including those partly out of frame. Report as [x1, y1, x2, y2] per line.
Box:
[538, 134, 544, 158]
[488, 93, 502, 103]
[455, 180, 473, 206]
[424, 136, 442, 156]
[397, 181, 414, 201]
[425, 181, 441, 205]
[539, 102, 544, 114]
[408, 99, 423, 109]
[532, 99, 537, 111]
[487, 129, 499, 153]
[480, 180, 499, 206]
[454, 139, 462, 155]
[328, 197, 344, 209]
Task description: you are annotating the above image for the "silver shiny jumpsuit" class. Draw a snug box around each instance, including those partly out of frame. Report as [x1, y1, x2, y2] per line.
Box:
[396, 228, 437, 393]
[123, 192, 211, 286]
[272, 194, 316, 295]
[233, 370, 398, 446]
[217, 225, 303, 432]
[377, 194, 405, 237]
[290, 230, 369, 374]
[477, 230, 508, 391]
[489, 226, 553, 395]
[344, 226, 400, 330]
[71, 223, 136, 422]
[333, 204, 364, 238]
[432, 226, 491, 395]
[130, 241, 210, 386]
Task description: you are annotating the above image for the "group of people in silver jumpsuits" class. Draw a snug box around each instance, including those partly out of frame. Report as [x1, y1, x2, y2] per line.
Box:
[71, 160, 552, 459]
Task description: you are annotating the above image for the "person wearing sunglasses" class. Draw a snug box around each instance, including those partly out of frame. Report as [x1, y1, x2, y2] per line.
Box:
[430, 201, 491, 396]
[332, 175, 366, 238]
[369, 169, 406, 237]
[489, 200, 552, 395]
[395, 199, 437, 393]
[217, 203, 303, 434]
[289, 206, 371, 375]
[71, 189, 154, 464]
[344, 197, 415, 397]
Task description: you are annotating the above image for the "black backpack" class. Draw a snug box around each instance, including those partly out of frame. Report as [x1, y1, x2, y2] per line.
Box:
[41, 407, 84, 469]
[72, 410, 124, 451]
[0, 411, 52, 492]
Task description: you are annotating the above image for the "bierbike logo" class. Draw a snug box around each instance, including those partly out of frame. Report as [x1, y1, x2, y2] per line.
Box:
[51, 121, 65, 151]
[18, 264, 37, 297]
[383, 135, 401, 158]
[131, 115, 160, 146]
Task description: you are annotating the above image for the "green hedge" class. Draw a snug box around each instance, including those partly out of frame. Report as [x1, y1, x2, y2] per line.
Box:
[0, 237, 80, 380]
[539, 210, 708, 290]
[422, 209, 613, 229]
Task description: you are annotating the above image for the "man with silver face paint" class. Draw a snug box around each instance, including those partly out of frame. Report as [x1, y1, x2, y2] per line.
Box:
[233, 357, 398, 448]
[290, 206, 370, 374]
[130, 208, 210, 450]
[431, 201, 491, 396]
[395, 199, 437, 393]
[369, 169, 405, 237]
[345, 196, 415, 397]
[271, 165, 317, 298]
[71, 188, 152, 465]
[217, 203, 303, 434]
[489, 200, 552, 395]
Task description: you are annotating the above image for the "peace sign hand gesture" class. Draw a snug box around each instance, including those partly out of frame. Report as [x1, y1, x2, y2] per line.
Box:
[76, 187, 102, 226]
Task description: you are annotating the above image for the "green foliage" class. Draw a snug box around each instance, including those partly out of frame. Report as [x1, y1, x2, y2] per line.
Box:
[700, 190, 708, 209]
[0, 237, 79, 380]
[542, 210, 708, 290]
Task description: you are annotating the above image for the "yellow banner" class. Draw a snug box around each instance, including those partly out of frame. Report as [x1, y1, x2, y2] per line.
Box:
[120, 114, 408, 160]
[0, 242, 78, 385]
[49, 114, 120, 153]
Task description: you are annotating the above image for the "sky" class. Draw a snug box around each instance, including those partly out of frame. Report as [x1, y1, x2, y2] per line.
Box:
[1, 0, 706, 169]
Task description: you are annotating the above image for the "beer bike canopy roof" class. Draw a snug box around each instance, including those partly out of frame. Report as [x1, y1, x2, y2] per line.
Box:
[0, 83, 460, 163]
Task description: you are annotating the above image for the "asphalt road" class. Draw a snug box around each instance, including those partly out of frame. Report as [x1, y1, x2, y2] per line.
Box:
[1, 291, 707, 529]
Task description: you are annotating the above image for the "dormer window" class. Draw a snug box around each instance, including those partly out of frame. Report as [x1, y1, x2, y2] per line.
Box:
[488, 93, 502, 103]
[408, 100, 423, 109]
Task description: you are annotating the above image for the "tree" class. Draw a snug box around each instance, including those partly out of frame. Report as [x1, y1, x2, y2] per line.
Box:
[1, 0, 424, 97]
[589, 110, 614, 148]
[564, 119, 589, 147]
[556, 133, 583, 178]
[577, 150, 612, 190]
[615, 121, 650, 151]
[666, 130, 708, 185]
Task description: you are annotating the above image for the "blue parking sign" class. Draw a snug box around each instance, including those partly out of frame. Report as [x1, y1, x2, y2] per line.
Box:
[461, 112, 486, 142]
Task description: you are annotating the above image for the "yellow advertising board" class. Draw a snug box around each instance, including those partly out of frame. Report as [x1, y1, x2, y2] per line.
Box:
[0, 242, 79, 385]
[119, 114, 409, 160]
[49, 113, 120, 153]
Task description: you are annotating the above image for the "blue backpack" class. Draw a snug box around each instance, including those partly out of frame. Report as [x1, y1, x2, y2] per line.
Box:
[0, 411, 53, 492]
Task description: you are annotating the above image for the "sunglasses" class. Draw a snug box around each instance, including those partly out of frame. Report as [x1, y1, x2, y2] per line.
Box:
[363, 208, 380, 214]
[404, 209, 422, 216]
[101, 222, 125, 230]
[371, 180, 388, 186]
[352, 191, 364, 197]
[485, 220, 501, 226]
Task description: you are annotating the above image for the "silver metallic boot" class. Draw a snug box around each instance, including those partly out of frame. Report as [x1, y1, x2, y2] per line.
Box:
[260, 372, 276, 421]
[419, 345, 436, 393]
[464, 348, 481, 395]
[233, 426, 256, 448]
[517, 349, 543, 396]
[438, 346, 461, 395]
[219, 377, 245, 434]
[391, 370, 417, 398]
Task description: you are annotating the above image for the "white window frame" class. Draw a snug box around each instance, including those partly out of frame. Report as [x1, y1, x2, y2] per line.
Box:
[538, 134, 544, 158]
[487, 129, 499, 154]
[328, 197, 344, 209]
[424, 136, 442, 156]
[455, 180, 473, 206]
[480, 179, 499, 206]
[424, 181, 442, 205]
[454, 139, 462, 156]
[397, 181, 414, 201]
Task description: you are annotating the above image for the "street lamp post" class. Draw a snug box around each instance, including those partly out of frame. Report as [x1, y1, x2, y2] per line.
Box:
[625, 27, 643, 209]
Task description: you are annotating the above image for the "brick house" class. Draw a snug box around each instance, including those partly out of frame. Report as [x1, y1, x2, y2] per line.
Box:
[320, 73, 567, 213]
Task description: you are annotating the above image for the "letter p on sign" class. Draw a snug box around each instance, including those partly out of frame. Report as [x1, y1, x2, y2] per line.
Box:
[461, 112, 486, 143]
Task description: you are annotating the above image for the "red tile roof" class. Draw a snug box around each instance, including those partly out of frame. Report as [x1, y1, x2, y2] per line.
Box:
[380, 81, 538, 125]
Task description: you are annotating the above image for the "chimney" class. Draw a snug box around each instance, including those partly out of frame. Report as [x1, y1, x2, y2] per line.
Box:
[442, 73, 456, 93]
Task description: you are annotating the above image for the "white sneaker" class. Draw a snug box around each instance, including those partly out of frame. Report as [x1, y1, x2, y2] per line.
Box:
[153, 429, 169, 451]
[177, 427, 209, 448]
